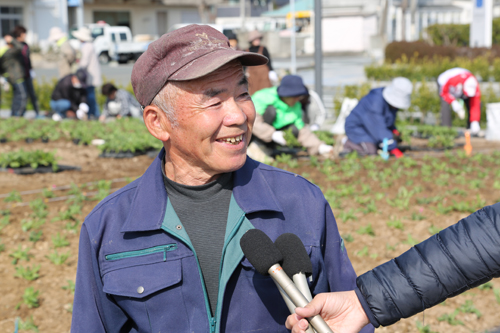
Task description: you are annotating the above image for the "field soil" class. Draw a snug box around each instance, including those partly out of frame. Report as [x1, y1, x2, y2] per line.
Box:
[1, 137, 500, 333]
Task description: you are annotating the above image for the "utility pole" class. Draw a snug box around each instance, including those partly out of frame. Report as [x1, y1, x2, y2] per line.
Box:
[314, 0, 322, 100]
[401, 0, 408, 41]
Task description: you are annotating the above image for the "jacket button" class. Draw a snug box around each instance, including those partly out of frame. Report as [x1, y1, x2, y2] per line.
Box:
[137, 286, 144, 294]
[176, 225, 182, 230]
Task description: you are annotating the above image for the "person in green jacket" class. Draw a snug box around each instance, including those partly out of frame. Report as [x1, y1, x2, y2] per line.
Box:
[251, 75, 333, 157]
[0, 33, 27, 117]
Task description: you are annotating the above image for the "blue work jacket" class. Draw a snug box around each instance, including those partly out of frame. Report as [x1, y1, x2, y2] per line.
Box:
[71, 149, 374, 333]
[345, 88, 398, 151]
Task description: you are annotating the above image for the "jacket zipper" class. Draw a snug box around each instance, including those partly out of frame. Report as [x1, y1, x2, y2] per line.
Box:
[105, 244, 177, 261]
[161, 226, 215, 332]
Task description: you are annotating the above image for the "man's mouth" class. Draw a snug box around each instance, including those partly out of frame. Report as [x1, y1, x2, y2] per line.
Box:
[217, 134, 243, 145]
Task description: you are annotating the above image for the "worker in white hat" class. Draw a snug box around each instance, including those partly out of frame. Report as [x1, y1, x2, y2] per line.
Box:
[343, 77, 413, 158]
[48, 26, 76, 78]
[72, 26, 102, 120]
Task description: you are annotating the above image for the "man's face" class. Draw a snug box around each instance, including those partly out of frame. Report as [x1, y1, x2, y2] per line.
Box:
[165, 61, 255, 179]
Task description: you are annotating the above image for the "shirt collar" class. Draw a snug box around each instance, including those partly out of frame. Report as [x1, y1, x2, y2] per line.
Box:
[120, 149, 282, 233]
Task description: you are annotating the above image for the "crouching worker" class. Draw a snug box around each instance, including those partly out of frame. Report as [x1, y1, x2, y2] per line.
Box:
[342, 77, 413, 159]
[50, 69, 89, 121]
[99, 83, 142, 122]
[250, 75, 333, 160]
[437, 67, 481, 135]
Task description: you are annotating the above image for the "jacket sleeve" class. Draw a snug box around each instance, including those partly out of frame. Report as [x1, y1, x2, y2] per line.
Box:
[61, 41, 76, 64]
[440, 80, 456, 104]
[356, 203, 500, 327]
[252, 112, 276, 142]
[362, 107, 397, 150]
[72, 224, 130, 332]
[468, 94, 481, 123]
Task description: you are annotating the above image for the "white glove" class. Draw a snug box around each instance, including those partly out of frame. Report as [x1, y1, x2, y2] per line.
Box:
[30, 69, 36, 78]
[52, 113, 62, 122]
[318, 143, 333, 155]
[271, 131, 287, 146]
[268, 70, 279, 84]
[470, 121, 480, 135]
[451, 100, 465, 119]
[78, 103, 89, 113]
[309, 123, 320, 132]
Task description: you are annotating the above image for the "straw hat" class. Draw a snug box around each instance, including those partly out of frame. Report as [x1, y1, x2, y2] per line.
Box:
[382, 77, 413, 110]
[72, 26, 93, 42]
[248, 30, 263, 42]
[48, 27, 66, 42]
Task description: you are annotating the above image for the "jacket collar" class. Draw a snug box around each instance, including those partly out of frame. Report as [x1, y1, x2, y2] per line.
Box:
[121, 149, 282, 233]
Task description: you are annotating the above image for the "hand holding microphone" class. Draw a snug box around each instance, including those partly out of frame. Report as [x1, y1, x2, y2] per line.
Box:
[240, 229, 333, 333]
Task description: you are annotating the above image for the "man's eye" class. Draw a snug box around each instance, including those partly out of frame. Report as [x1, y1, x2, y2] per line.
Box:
[210, 102, 222, 107]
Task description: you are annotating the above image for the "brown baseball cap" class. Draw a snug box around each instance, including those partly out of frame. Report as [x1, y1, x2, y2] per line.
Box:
[132, 24, 268, 107]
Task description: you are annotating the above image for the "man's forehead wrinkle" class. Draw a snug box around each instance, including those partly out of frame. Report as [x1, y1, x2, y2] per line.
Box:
[204, 88, 227, 98]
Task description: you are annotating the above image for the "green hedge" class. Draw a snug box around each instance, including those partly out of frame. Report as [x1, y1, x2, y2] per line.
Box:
[365, 54, 500, 82]
[0, 76, 135, 112]
[425, 18, 500, 46]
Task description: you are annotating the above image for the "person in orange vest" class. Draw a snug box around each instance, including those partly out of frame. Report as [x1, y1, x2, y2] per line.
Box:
[437, 68, 481, 135]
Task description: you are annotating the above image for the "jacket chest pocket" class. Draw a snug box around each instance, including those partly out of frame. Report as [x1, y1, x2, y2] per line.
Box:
[101, 245, 192, 332]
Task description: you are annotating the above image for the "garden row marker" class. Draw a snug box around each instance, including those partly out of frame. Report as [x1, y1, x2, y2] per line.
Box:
[464, 131, 472, 156]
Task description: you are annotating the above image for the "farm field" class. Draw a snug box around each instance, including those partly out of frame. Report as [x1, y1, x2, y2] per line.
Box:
[1, 128, 500, 332]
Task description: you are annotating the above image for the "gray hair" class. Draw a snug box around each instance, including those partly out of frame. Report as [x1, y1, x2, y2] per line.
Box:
[151, 82, 179, 126]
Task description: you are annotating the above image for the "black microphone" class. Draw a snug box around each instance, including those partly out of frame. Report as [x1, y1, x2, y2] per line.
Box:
[275, 233, 314, 302]
[240, 229, 333, 333]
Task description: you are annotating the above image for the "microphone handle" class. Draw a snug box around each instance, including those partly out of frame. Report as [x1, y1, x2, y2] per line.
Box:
[268, 264, 333, 333]
[274, 282, 316, 333]
[293, 273, 313, 301]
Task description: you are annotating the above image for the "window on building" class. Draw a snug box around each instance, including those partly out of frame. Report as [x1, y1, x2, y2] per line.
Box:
[0, 6, 22, 37]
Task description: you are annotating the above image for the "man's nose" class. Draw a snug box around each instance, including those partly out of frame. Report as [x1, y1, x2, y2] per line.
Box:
[223, 99, 248, 126]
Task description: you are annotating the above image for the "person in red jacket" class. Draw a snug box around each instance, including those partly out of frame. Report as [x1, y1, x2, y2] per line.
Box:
[437, 68, 481, 135]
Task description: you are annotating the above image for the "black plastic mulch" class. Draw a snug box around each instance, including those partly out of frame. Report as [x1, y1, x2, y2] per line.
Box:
[0, 164, 81, 175]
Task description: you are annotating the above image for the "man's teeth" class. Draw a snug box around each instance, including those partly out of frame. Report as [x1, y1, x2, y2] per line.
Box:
[220, 135, 243, 144]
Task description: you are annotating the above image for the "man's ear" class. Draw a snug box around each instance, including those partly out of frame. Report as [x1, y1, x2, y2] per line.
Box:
[143, 105, 171, 142]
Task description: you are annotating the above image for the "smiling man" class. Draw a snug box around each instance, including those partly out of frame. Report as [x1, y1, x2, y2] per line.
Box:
[71, 25, 373, 333]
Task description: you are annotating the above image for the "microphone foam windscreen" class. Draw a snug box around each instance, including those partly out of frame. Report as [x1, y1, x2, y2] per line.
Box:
[275, 233, 313, 279]
[240, 229, 283, 276]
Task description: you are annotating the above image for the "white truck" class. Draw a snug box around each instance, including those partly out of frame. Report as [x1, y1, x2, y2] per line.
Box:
[87, 23, 151, 64]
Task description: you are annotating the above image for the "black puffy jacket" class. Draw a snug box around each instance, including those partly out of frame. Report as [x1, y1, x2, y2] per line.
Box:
[356, 202, 500, 327]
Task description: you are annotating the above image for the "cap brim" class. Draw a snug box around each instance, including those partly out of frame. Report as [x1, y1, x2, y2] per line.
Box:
[169, 49, 268, 81]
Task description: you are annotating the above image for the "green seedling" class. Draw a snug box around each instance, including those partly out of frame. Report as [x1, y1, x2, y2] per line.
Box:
[66, 303, 73, 313]
[46, 250, 71, 265]
[92, 180, 112, 201]
[357, 224, 375, 237]
[369, 253, 378, 259]
[355, 196, 371, 205]
[416, 321, 437, 333]
[0, 239, 4, 252]
[21, 218, 45, 232]
[309, 155, 319, 167]
[458, 300, 481, 318]
[65, 220, 80, 233]
[14, 265, 40, 281]
[387, 186, 414, 210]
[435, 203, 453, 215]
[22, 286, 40, 308]
[386, 243, 397, 251]
[411, 212, 426, 221]
[494, 180, 500, 190]
[17, 316, 39, 332]
[361, 200, 377, 214]
[0, 214, 10, 231]
[52, 233, 70, 248]
[29, 198, 48, 219]
[494, 288, 500, 304]
[375, 193, 385, 201]
[438, 310, 464, 326]
[478, 282, 494, 290]
[360, 184, 371, 195]
[416, 195, 442, 205]
[356, 246, 369, 257]
[275, 154, 299, 169]
[343, 234, 354, 243]
[387, 218, 404, 230]
[62, 280, 76, 294]
[448, 188, 467, 196]
[338, 209, 357, 222]
[428, 225, 442, 235]
[54, 203, 82, 222]
[10, 246, 32, 265]
[404, 234, 419, 246]
[29, 230, 43, 243]
[4, 190, 22, 203]
[469, 179, 483, 189]
[42, 188, 55, 198]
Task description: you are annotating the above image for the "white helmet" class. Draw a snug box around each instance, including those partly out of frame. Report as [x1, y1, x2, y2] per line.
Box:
[463, 76, 478, 97]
